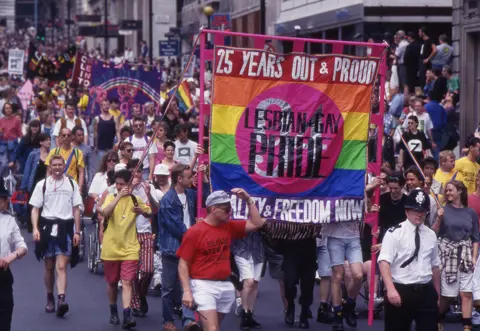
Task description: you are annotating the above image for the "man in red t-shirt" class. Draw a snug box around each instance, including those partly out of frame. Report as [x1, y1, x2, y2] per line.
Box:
[177, 188, 265, 331]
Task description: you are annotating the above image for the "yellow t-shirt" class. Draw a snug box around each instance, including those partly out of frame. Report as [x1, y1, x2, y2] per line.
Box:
[434, 168, 465, 200]
[45, 147, 85, 183]
[109, 108, 125, 125]
[77, 95, 89, 111]
[455, 157, 480, 194]
[101, 194, 151, 261]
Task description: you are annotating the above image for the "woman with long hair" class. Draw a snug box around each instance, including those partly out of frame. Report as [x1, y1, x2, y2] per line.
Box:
[432, 180, 479, 331]
[154, 122, 169, 165]
[0, 103, 22, 167]
[13, 120, 41, 172]
[88, 151, 119, 203]
[19, 133, 51, 231]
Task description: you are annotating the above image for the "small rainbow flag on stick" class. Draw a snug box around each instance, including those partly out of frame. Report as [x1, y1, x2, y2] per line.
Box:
[168, 80, 194, 113]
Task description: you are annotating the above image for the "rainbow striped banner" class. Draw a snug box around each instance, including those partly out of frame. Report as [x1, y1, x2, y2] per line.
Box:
[168, 80, 194, 113]
[210, 46, 380, 223]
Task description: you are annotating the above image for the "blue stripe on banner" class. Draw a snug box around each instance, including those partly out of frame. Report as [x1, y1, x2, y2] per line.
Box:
[210, 162, 365, 198]
[176, 94, 188, 113]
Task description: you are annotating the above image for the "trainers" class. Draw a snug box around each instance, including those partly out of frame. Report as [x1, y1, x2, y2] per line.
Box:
[45, 300, 55, 313]
[56, 301, 69, 318]
[235, 298, 243, 317]
[332, 311, 344, 331]
[343, 301, 357, 328]
[317, 304, 333, 324]
[240, 311, 251, 330]
[110, 312, 120, 325]
[132, 308, 146, 317]
[184, 321, 202, 331]
[163, 321, 179, 331]
[438, 323, 444, 331]
[173, 305, 183, 319]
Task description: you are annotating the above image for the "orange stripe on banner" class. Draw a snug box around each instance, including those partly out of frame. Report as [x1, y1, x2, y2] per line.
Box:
[212, 75, 372, 113]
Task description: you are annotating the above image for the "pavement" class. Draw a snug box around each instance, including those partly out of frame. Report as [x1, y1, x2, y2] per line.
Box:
[10, 225, 461, 331]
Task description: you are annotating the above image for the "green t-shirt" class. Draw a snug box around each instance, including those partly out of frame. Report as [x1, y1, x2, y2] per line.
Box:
[448, 76, 460, 93]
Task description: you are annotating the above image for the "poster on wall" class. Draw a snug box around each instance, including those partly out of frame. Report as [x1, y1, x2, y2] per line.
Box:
[209, 46, 380, 223]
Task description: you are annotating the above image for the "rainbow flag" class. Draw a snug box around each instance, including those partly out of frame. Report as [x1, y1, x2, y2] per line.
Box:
[168, 80, 194, 113]
[209, 46, 379, 223]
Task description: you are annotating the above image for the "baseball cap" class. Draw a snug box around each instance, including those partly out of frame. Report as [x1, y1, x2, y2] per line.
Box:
[205, 191, 231, 207]
[405, 189, 430, 212]
[114, 163, 127, 173]
[154, 164, 170, 176]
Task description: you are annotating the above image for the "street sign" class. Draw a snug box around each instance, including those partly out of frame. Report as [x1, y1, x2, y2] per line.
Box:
[121, 20, 142, 30]
[211, 13, 231, 29]
[76, 15, 102, 23]
[8, 49, 24, 76]
[159, 40, 180, 57]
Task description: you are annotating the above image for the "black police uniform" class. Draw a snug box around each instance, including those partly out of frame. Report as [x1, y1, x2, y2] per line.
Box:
[378, 189, 440, 331]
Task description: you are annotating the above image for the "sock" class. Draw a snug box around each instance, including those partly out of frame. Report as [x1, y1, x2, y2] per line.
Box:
[462, 318, 472, 327]
[236, 297, 242, 306]
[58, 294, 65, 302]
[110, 304, 118, 314]
[320, 302, 329, 308]
[346, 297, 355, 305]
[123, 307, 131, 317]
[333, 305, 342, 313]
[47, 292, 54, 301]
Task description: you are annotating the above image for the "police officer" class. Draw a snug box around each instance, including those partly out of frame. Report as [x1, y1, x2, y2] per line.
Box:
[378, 189, 440, 331]
[0, 178, 28, 331]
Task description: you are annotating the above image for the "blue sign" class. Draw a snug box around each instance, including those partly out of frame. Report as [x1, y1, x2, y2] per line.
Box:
[159, 40, 180, 56]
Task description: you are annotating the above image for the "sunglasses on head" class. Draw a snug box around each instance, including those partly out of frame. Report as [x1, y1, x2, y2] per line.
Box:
[388, 176, 400, 183]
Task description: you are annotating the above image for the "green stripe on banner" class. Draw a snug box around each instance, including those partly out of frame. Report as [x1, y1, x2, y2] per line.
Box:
[335, 140, 367, 170]
[210, 133, 241, 165]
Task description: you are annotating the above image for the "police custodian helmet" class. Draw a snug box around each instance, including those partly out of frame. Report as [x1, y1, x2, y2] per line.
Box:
[404, 189, 430, 212]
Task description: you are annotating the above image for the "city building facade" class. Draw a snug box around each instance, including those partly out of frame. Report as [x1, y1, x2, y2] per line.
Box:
[453, 0, 480, 145]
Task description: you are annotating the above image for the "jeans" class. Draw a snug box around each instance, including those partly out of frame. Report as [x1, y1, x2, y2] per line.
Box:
[161, 255, 195, 326]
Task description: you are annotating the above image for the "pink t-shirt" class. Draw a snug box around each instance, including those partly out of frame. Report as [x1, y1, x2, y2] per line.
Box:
[468, 193, 480, 227]
[0, 116, 22, 141]
[155, 143, 165, 164]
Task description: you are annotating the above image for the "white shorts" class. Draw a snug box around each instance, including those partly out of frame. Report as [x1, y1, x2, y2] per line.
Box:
[472, 258, 480, 301]
[441, 268, 473, 297]
[190, 279, 235, 313]
[234, 255, 264, 282]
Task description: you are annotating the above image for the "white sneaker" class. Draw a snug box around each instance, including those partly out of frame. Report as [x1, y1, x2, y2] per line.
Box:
[118, 280, 122, 289]
[235, 298, 243, 316]
[472, 310, 480, 326]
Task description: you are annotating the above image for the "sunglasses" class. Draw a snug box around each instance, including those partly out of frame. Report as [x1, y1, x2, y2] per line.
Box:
[216, 205, 232, 213]
[134, 124, 143, 128]
[107, 159, 118, 163]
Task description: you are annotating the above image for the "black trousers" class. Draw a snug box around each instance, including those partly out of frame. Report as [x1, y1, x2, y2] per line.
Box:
[0, 269, 14, 331]
[282, 238, 317, 308]
[384, 282, 438, 331]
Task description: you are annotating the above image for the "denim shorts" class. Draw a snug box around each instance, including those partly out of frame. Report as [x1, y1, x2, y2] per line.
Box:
[317, 244, 332, 277]
[44, 235, 72, 258]
[327, 237, 363, 267]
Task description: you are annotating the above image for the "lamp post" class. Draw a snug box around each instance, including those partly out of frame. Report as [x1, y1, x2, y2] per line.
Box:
[203, 5, 214, 46]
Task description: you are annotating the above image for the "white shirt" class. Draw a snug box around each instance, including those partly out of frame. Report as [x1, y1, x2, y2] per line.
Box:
[177, 193, 191, 229]
[132, 182, 160, 233]
[0, 212, 27, 259]
[30, 176, 83, 221]
[378, 220, 440, 284]
[88, 172, 108, 197]
[53, 116, 88, 137]
[402, 112, 433, 137]
[174, 139, 197, 165]
[125, 135, 158, 169]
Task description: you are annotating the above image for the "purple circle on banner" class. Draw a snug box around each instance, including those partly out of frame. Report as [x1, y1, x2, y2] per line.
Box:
[235, 83, 344, 194]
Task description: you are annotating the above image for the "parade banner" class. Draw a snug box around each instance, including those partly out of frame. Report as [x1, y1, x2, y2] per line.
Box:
[210, 46, 380, 223]
[87, 62, 162, 117]
[26, 42, 76, 83]
[18, 80, 34, 110]
[71, 51, 93, 88]
[8, 49, 25, 76]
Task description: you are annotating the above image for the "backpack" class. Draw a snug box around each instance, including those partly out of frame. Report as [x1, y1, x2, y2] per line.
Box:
[103, 194, 139, 232]
[60, 117, 82, 131]
[42, 176, 75, 198]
